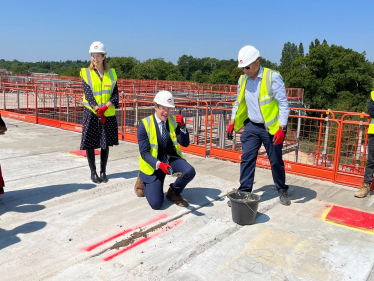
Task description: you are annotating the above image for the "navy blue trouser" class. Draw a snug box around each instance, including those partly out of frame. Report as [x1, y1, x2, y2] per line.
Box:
[239, 120, 288, 193]
[363, 135, 374, 185]
[143, 158, 196, 210]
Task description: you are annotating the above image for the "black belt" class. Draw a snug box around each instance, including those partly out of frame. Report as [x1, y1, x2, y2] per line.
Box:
[244, 118, 265, 127]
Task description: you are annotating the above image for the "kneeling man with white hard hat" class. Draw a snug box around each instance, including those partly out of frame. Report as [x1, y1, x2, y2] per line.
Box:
[135, 91, 195, 209]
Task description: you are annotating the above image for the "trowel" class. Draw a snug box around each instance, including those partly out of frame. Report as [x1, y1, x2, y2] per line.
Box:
[167, 167, 183, 177]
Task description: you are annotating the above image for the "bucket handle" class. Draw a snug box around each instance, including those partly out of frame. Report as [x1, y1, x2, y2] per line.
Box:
[244, 202, 257, 215]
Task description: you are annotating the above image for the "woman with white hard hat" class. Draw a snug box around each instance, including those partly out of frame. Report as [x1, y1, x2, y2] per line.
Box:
[80, 41, 119, 184]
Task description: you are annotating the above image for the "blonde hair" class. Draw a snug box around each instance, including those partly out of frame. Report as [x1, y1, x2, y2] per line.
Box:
[89, 54, 108, 72]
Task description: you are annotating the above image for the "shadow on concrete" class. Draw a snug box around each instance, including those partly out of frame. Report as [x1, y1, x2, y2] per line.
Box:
[107, 170, 139, 180]
[253, 184, 317, 204]
[255, 212, 270, 224]
[182, 187, 223, 205]
[0, 183, 96, 216]
[158, 187, 223, 211]
[0, 221, 47, 250]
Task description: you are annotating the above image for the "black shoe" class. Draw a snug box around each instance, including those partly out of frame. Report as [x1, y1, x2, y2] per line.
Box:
[91, 172, 102, 184]
[278, 190, 291, 206]
[100, 171, 108, 183]
[227, 200, 231, 207]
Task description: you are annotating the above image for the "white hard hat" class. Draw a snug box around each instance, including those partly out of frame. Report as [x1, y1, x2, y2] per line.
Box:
[238, 45, 260, 68]
[89, 41, 107, 55]
[154, 91, 175, 108]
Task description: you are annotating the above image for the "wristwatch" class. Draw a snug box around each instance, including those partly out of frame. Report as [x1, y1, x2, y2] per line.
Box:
[280, 126, 287, 132]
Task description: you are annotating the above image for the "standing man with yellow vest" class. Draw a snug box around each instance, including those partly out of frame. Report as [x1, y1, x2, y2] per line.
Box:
[354, 91, 374, 198]
[80, 41, 119, 184]
[136, 91, 195, 209]
[226, 45, 291, 206]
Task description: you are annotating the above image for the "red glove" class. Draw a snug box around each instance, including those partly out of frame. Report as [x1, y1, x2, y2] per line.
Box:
[96, 105, 108, 116]
[100, 115, 106, 124]
[272, 128, 286, 145]
[159, 162, 172, 174]
[226, 124, 234, 140]
[175, 114, 185, 127]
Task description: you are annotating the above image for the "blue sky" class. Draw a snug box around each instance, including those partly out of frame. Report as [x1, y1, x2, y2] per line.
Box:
[1, 0, 373, 64]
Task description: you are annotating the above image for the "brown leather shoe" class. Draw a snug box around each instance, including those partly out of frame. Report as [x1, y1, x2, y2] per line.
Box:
[166, 186, 188, 207]
[134, 175, 144, 197]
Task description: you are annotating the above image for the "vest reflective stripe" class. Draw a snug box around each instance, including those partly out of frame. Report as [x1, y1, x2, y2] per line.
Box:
[234, 68, 280, 135]
[139, 115, 185, 175]
[85, 68, 93, 88]
[368, 91, 374, 134]
[265, 115, 279, 128]
[259, 97, 274, 106]
[259, 68, 280, 134]
[80, 68, 117, 117]
[234, 75, 249, 132]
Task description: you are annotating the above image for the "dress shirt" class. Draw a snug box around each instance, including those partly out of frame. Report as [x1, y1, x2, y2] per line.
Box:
[231, 66, 290, 126]
[154, 114, 186, 169]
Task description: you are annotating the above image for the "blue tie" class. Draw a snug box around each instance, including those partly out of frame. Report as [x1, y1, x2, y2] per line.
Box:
[161, 121, 168, 163]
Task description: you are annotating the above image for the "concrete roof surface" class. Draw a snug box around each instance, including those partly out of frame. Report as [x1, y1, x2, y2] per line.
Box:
[1, 117, 374, 281]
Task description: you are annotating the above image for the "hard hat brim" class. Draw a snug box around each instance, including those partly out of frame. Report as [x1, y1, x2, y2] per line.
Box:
[155, 102, 175, 108]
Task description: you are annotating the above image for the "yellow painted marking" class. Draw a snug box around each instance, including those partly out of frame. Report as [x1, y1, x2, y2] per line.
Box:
[321, 205, 374, 235]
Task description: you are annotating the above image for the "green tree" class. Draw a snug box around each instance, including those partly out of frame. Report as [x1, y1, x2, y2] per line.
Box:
[260, 58, 278, 70]
[107, 56, 139, 78]
[298, 43, 304, 57]
[191, 70, 209, 83]
[62, 67, 80, 77]
[210, 70, 234, 84]
[177, 55, 200, 80]
[201, 57, 219, 75]
[283, 42, 374, 111]
[280, 42, 299, 72]
[131, 58, 177, 80]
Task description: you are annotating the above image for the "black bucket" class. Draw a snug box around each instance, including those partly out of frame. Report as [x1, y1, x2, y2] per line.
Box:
[228, 192, 260, 225]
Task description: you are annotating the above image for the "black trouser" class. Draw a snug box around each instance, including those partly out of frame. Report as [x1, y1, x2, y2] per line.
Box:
[363, 135, 374, 185]
[86, 147, 109, 173]
[239, 120, 288, 192]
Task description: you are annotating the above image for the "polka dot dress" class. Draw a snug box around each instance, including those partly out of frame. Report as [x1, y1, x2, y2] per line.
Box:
[80, 69, 119, 150]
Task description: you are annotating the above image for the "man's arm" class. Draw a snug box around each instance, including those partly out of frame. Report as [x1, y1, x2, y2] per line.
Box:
[368, 99, 374, 118]
[230, 80, 241, 125]
[137, 121, 159, 169]
[176, 125, 190, 147]
[272, 72, 290, 127]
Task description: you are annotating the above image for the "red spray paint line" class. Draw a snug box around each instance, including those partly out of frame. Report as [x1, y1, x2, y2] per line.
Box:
[70, 150, 100, 157]
[325, 206, 374, 230]
[82, 214, 168, 252]
[103, 219, 183, 261]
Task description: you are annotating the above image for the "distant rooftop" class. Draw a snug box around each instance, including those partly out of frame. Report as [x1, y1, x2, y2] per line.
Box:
[31, 72, 58, 76]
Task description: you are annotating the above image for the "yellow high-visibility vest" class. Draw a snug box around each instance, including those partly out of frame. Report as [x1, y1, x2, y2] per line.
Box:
[234, 68, 280, 135]
[80, 68, 117, 116]
[368, 91, 374, 134]
[139, 115, 185, 175]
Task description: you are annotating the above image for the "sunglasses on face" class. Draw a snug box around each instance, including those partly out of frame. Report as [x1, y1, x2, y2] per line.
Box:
[240, 63, 255, 70]
[240, 59, 258, 70]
